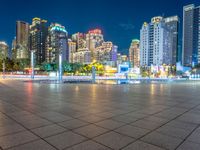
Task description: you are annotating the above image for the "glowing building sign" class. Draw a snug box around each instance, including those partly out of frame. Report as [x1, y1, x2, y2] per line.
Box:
[88, 29, 102, 34]
[51, 26, 67, 33]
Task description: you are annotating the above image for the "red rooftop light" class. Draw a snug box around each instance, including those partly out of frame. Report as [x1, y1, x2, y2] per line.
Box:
[88, 29, 102, 34]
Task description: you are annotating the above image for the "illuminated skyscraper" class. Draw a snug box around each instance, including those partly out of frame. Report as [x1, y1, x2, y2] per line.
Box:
[129, 39, 140, 67]
[86, 29, 104, 61]
[73, 48, 91, 64]
[16, 21, 29, 59]
[0, 42, 8, 60]
[46, 23, 68, 63]
[11, 37, 17, 60]
[182, 4, 200, 67]
[30, 17, 48, 65]
[140, 16, 173, 66]
[72, 32, 86, 50]
[94, 41, 117, 64]
[68, 39, 76, 63]
[164, 16, 179, 65]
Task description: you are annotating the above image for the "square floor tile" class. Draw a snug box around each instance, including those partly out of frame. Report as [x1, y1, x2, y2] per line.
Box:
[115, 125, 150, 139]
[58, 119, 89, 130]
[66, 140, 110, 150]
[166, 120, 198, 132]
[0, 123, 26, 136]
[141, 132, 183, 150]
[38, 112, 73, 123]
[73, 124, 108, 138]
[131, 119, 162, 130]
[187, 127, 200, 144]
[112, 115, 138, 123]
[79, 115, 105, 123]
[94, 131, 135, 149]
[122, 140, 165, 150]
[95, 119, 125, 130]
[177, 141, 200, 150]
[31, 124, 67, 138]
[156, 125, 191, 139]
[45, 131, 86, 149]
[0, 131, 39, 149]
[8, 139, 56, 150]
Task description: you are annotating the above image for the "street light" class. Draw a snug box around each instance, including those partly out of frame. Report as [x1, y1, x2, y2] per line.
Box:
[31, 50, 34, 80]
[58, 53, 62, 82]
[92, 66, 96, 84]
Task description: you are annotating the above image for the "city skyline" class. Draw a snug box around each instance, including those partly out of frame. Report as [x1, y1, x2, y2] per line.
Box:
[1, 0, 200, 54]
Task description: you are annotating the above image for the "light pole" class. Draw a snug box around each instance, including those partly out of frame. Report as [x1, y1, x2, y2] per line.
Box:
[58, 53, 62, 82]
[31, 50, 34, 80]
[92, 66, 96, 84]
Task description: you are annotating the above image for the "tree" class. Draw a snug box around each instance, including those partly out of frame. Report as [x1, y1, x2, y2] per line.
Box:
[63, 61, 72, 72]
[41, 62, 52, 72]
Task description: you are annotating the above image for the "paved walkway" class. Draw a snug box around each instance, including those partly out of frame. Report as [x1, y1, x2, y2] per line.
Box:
[0, 80, 200, 150]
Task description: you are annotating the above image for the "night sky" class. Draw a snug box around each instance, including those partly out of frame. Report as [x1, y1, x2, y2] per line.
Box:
[0, 0, 200, 54]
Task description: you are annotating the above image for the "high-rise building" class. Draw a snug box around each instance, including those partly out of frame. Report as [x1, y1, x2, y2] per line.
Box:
[46, 23, 68, 63]
[140, 16, 173, 66]
[86, 29, 104, 61]
[16, 21, 29, 59]
[11, 37, 17, 60]
[129, 39, 140, 67]
[182, 4, 200, 67]
[73, 48, 91, 64]
[68, 39, 76, 63]
[29, 17, 48, 65]
[121, 55, 129, 62]
[94, 42, 118, 63]
[164, 16, 179, 65]
[0, 41, 8, 60]
[72, 33, 86, 50]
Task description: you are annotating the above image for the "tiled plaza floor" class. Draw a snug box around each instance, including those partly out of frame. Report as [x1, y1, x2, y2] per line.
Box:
[0, 80, 200, 150]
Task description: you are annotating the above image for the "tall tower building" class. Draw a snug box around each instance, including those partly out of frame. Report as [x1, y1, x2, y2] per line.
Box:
[140, 16, 173, 66]
[94, 41, 118, 63]
[164, 16, 179, 65]
[16, 21, 29, 59]
[68, 39, 76, 63]
[86, 29, 104, 61]
[29, 17, 48, 65]
[46, 23, 68, 63]
[182, 4, 200, 67]
[11, 37, 17, 60]
[72, 33, 86, 50]
[0, 41, 8, 60]
[129, 39, 140, 67]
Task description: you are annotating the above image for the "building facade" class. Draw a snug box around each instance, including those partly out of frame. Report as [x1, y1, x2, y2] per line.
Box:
[182, 4, 200, 67]
[46, 23, 68, 63]
[129, 39, 140, 67]
[86, 29, 104, 61]
[16, 21, 29, 59]
[29, 18, 48, 65]
[140, 16, 173, 67]
[94, 42, 117, 63]
[11, 37, 17, 60]
[68, 39, 76, 63]
[0, 42, 8, 60]
[164, 16, 179, 65]
[72, 32, 86, 50]
[73, 48, 91, 64]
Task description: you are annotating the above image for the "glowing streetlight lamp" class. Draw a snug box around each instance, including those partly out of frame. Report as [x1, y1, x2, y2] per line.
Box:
[31, 50, 34, 80]
[58, 53, 62, 82]
[92, 66, 96, 84]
